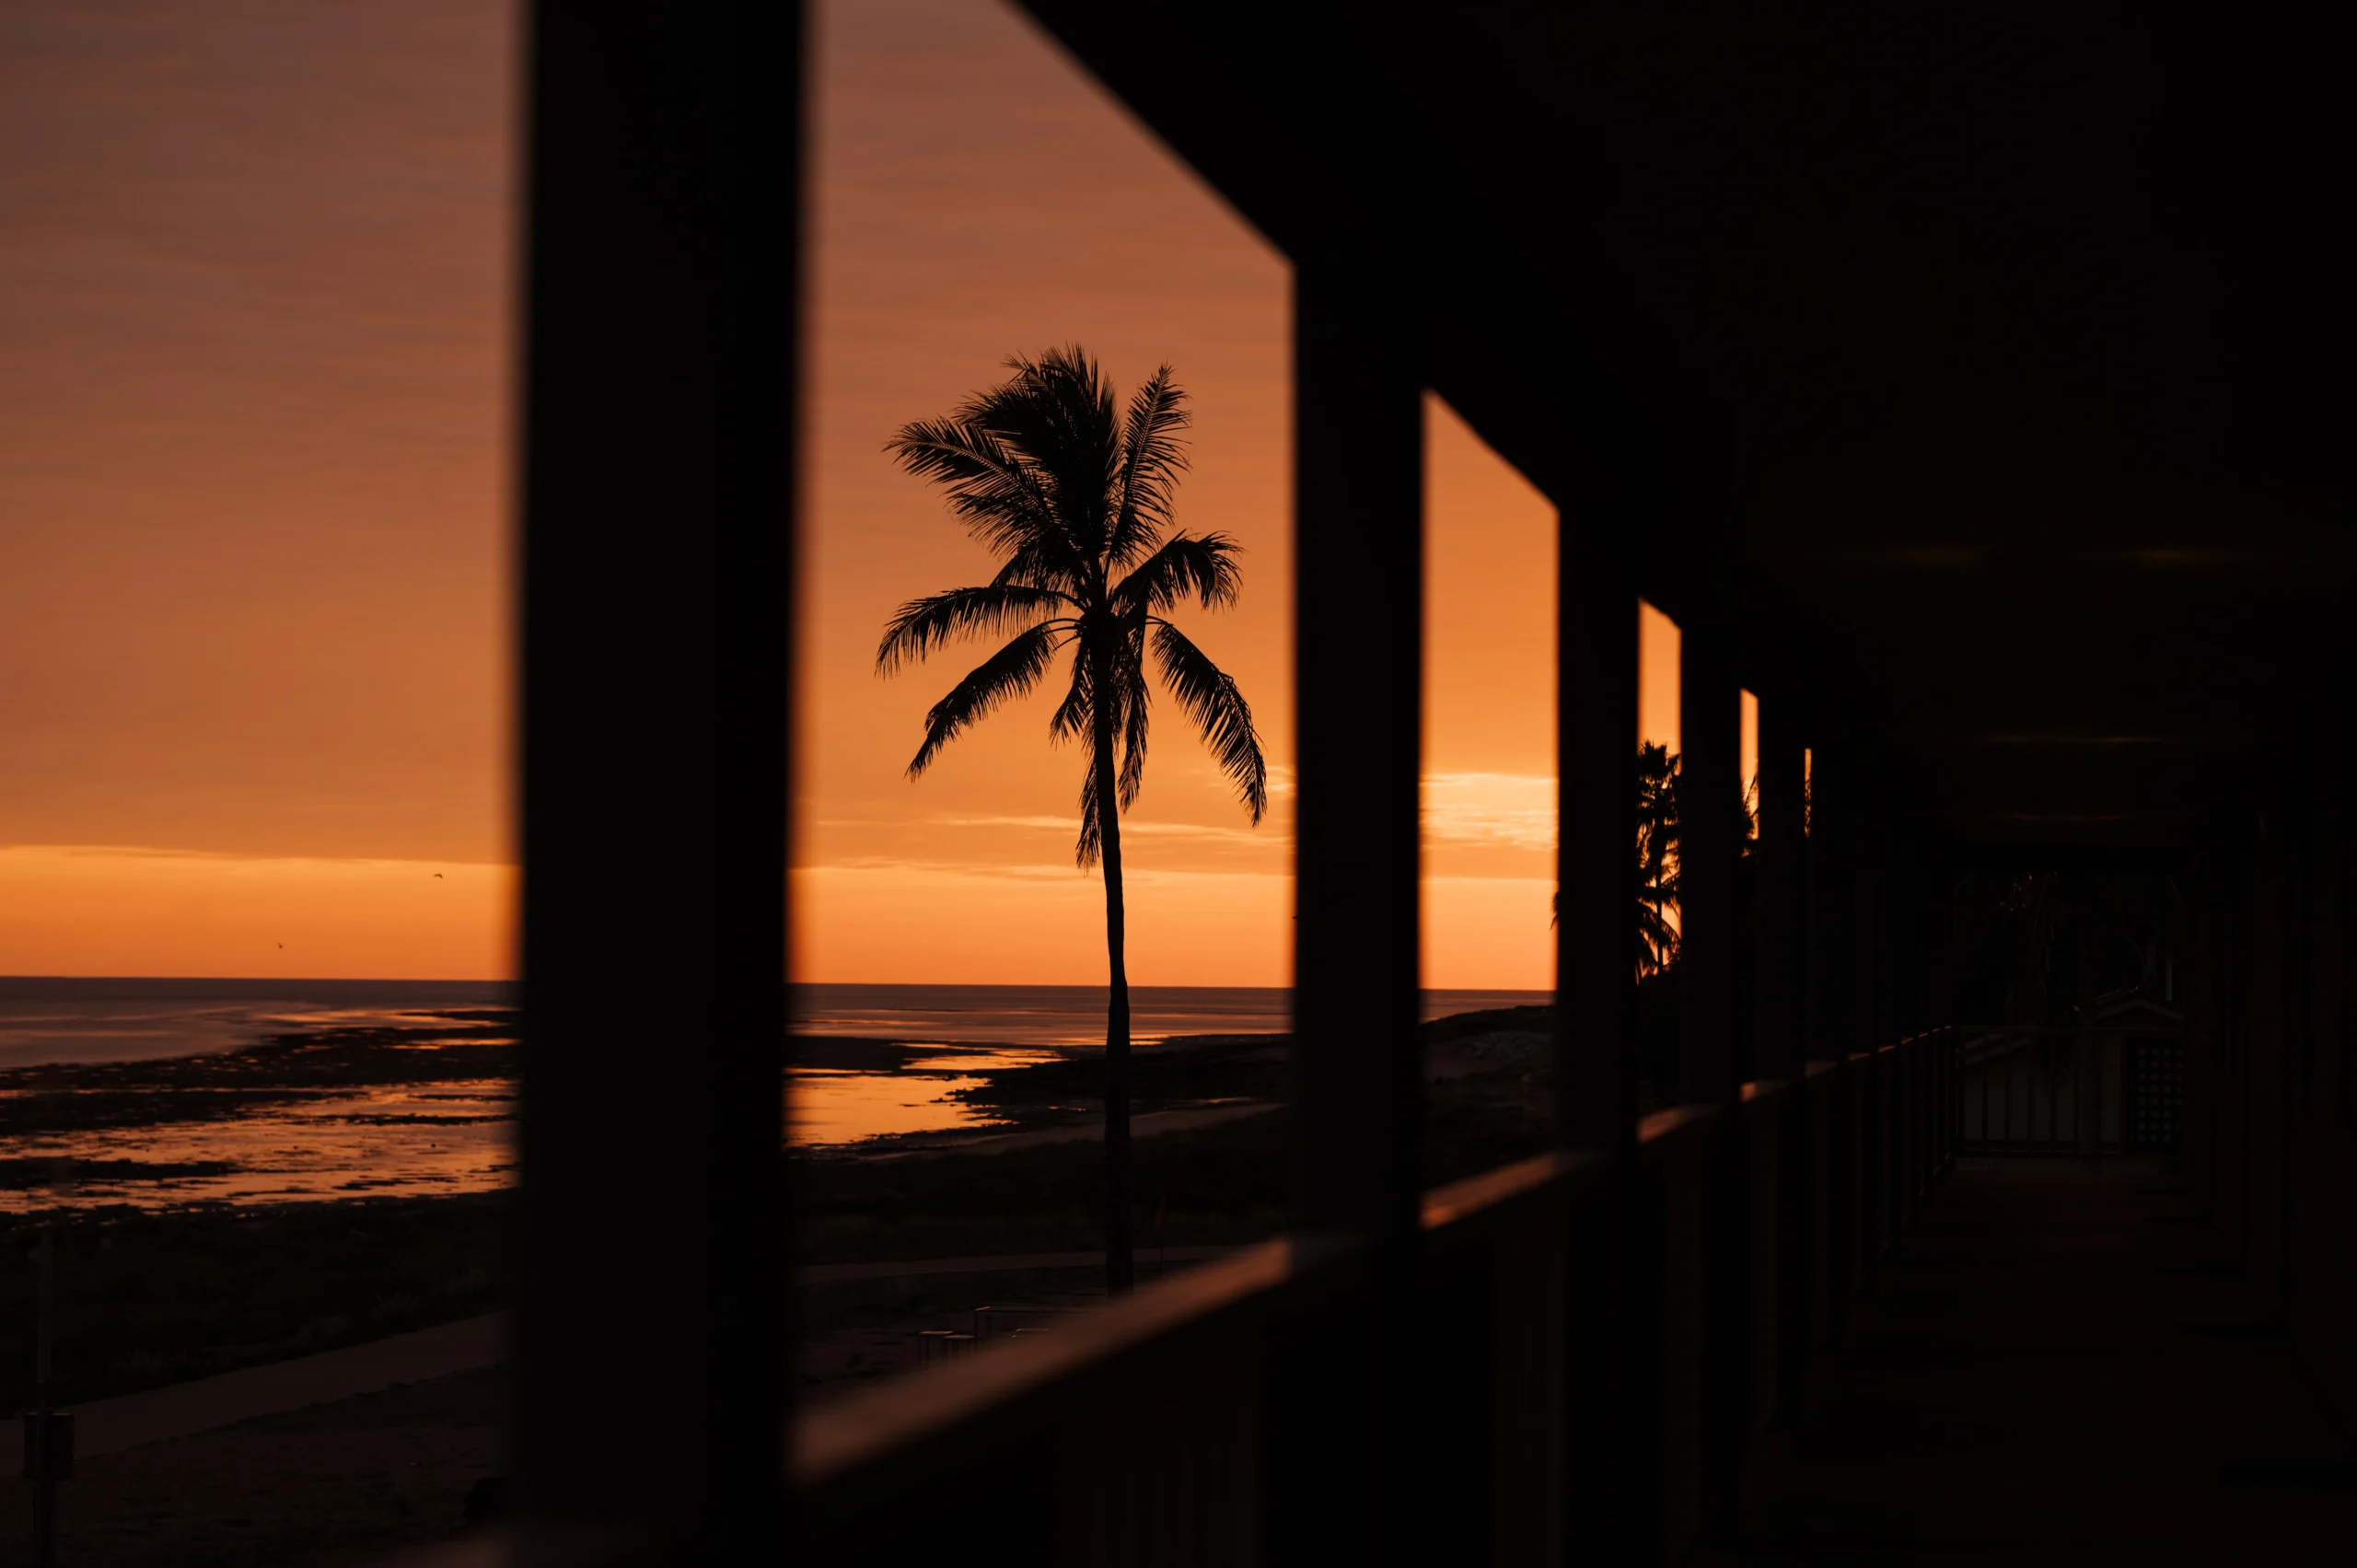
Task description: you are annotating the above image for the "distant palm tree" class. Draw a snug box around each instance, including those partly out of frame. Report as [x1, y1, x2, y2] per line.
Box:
[1550, 742, 1683, 979]
[1635, 742, 1680, 977]
[880, 347, 1268, 1293]
[1554, 743, 1754, 979]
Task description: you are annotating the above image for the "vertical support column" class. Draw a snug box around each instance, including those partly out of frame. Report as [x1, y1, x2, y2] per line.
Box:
[1680, 621, 1741, 1104]
[517, 4, 799, 1557]
[1272, 256, 1424, 1562]
[2212, 830, 2255, 1270]
[1677, 614, 1747, 1531]
[1557, 576, 1640, 1148]
[1845, 769, 1889, 1282]
[1755, 701, 1806, 1088]
[2075, 871, 2101, 1173]
[1757, 699, 1814, 1423]
[1289, 258, 1424, 1245]
[2188, 842, 2218, 1200]
[1919, 836, 1956, 1179]
[1808, 745, 1862, 1324]
[1808, 745, 1854, 1063]
[1555, 538, 1652, 1560]
[1851, 770, 1886, 1055]
[1889, 830, 1920, 1218]
[2249, 814, 2288, 1315]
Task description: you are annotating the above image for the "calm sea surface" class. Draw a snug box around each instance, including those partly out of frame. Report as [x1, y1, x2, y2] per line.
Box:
[0, 977, 516, 1072]
[0, 980, 1550, 1211]
[792, 983, 1549, 1048]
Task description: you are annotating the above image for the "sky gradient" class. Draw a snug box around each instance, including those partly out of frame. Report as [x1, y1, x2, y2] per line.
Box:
[0, 0, 1676, 988]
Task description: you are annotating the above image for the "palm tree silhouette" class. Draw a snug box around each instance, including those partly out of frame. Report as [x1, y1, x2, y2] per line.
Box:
[1550, 741, 1685, 978]
[1634, 742, 1681, 978]
[880, 347, 1268, 1293]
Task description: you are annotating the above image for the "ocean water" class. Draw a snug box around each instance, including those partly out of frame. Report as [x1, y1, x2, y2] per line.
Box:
[793, 983, 1550, 1049]
[0, 979, 519, 1213]
[1, 979, 1551, 1072]
[0, 977, 514, 1072]
[0, 980, 1551, 1208]
[785, 984, 1550, 1144]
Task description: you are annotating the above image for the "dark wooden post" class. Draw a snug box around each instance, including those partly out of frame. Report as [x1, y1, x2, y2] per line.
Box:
[1888, 829, 1919, 1220]
[1756, 699, 1806, 1088]
[1757, 699, 1814, 1423]
[1554, 541, 1650, 1557]
[1677, 612, 1749, 1530]
[1844, 761, 1889, 1286]
[1680, 619, 1741, 1106]
[1848, 755, 1886, 1056]
[517, 5, 799, 1556]
[1808, 744, 1854, 1064]
[1288, 256, 1424, 1248]
[1271, 253, 1426, 1560]
[2077, 873, 2102, 1173]
[1808, 744, 1862, 1327]
[1557, 574, 1640, 1149]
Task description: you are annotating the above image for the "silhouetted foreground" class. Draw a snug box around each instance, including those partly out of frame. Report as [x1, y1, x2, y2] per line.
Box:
[466, 1, 2357, 1560]
[1, 1199, 500, 1413]
[0, 1367, 501, 1565]
[1702, 1167, 2356, 1562]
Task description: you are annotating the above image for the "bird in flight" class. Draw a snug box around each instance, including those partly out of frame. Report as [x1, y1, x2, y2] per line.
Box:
[433, 872, 443, 879]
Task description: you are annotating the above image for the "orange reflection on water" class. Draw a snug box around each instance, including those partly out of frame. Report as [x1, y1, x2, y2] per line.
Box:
[788, 1047, 1046, 1147]
[0, 1080, 514, 1214]
[0, 1029, 1061, 1209]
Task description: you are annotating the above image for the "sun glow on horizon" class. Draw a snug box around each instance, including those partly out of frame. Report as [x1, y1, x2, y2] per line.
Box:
[7, 0, 1571, 993]
[0, 845, 513, 979]
[1422, 396, 1557, 990]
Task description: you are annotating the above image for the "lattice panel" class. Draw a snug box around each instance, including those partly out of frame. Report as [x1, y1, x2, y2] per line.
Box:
[2126, 1038, 2185, 1153]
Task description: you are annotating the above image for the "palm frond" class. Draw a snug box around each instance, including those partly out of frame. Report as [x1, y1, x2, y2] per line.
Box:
[1634, 741, 1683, 977]
[1075, 762, 1105, 869]
[1112, 532, 1242, 617]
[906, 623, 1067, 779]
[985, 348, 1121, 563]
[886, 416, 1086, 580]
[1107, 365, 1190, 568]
[1149, 620, 1268, 822]
[992, 541, 1086, 598]
[1115, 621, 1152, 809]
[1049, 647, 1095, 745]
[876, 585, 1074, 674]
[1117, 698, 1149, 808]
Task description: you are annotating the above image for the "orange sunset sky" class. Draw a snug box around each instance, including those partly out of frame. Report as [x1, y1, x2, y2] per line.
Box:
[0, 0, 1683, 988]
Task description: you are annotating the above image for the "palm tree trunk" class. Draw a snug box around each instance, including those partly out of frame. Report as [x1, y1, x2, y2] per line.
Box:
[1093, 669, 1135, 1295]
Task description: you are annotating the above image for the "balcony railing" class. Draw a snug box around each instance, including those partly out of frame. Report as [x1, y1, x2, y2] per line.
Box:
[787, 1030, 1957, 1563]
[1958, 1024, 2187, 1159]
[472, 9, 1968, 1559]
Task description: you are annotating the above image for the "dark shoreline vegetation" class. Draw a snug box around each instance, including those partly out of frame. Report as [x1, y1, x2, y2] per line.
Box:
[0, 1004, 1571, 1408]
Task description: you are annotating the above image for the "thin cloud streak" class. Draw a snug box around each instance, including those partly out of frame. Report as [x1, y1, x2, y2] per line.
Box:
[809, 771, 1561, 871]
[815, 854, 1291, 885]
[1421, 772, 1557, 852]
